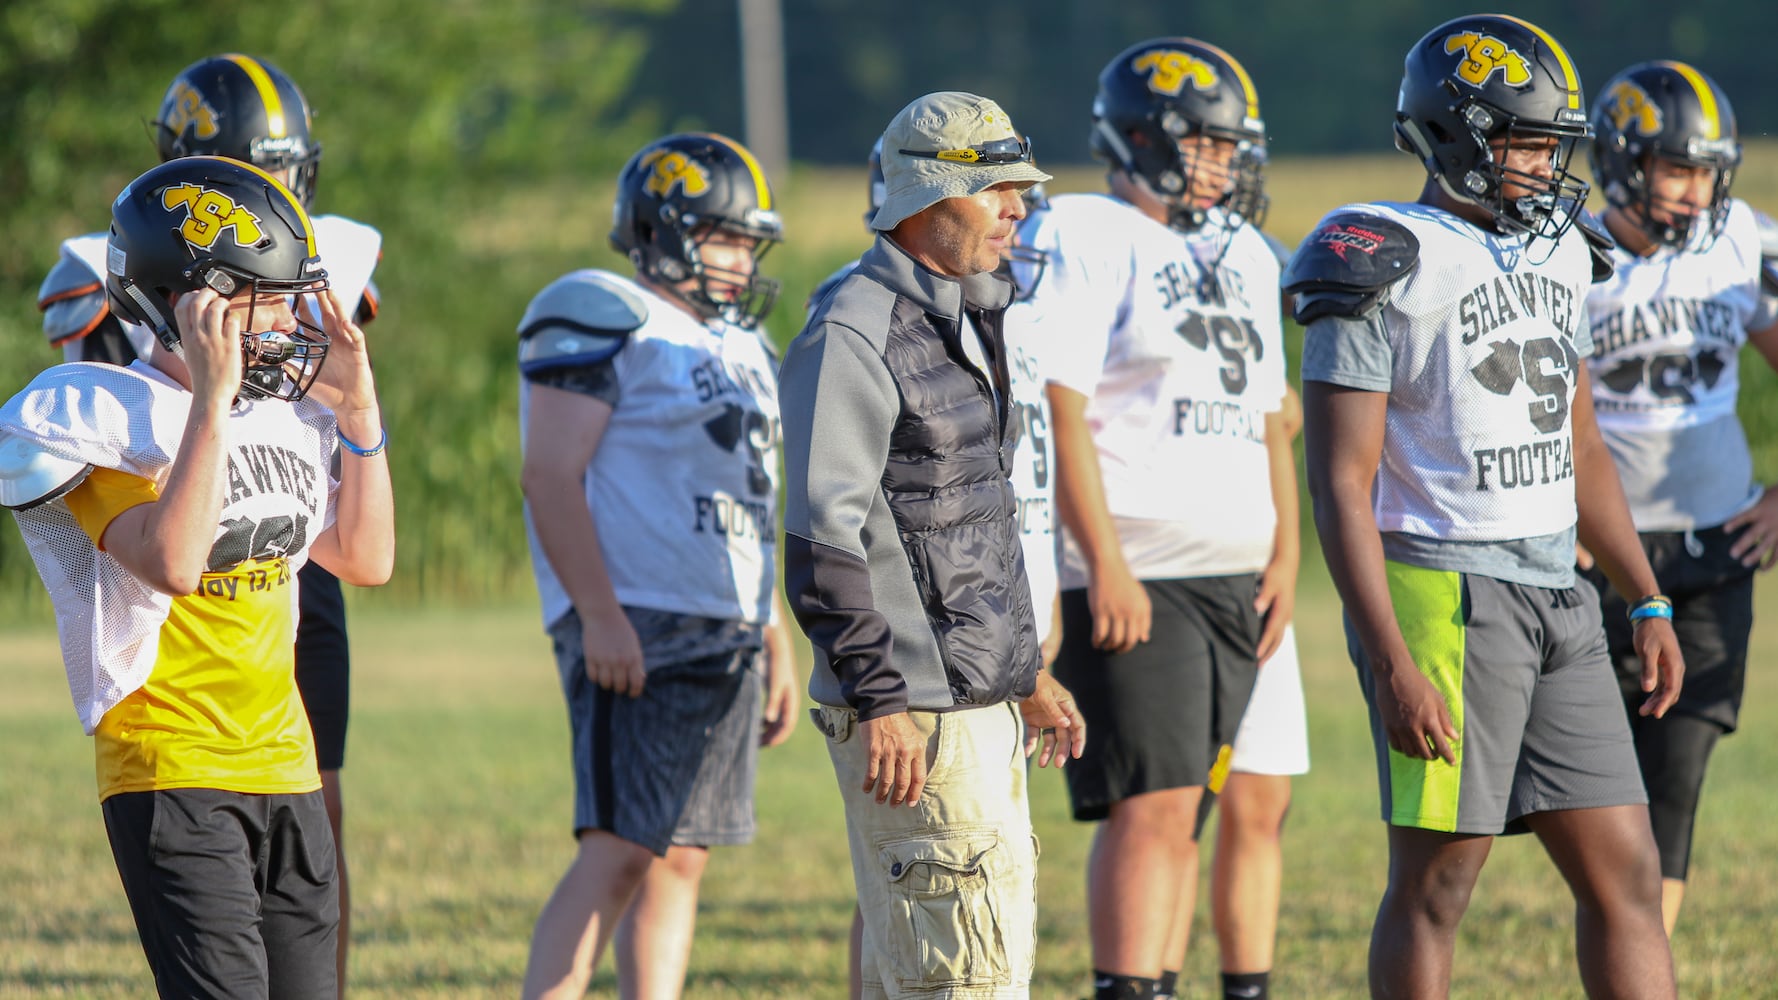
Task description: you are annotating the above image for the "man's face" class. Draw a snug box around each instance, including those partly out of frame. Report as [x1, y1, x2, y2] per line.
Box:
[1177, 133, 1239, 209]
[679, 226, 759, 303]
[1487, 133, 1561, 202]
[920, 182, 1030, 277]
[1640, 155, 1718, 229]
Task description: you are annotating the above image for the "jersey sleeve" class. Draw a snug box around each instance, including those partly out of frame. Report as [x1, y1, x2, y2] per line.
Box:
[62, 467, 159, 549]
[1300, 314, 1394, 392]
[1017, 205, 1124, 397]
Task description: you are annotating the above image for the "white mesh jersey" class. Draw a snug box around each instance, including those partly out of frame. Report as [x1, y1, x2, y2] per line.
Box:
[520, 271, 780, 629]
[1587, 200, 1764, 431]
[1012, 194, 1286, 584]
[2, 361, 338, 732]
[1002, 300, 1059, 641]
[1340, 201, 1594, 541]
[1585, 200, 1770, 530]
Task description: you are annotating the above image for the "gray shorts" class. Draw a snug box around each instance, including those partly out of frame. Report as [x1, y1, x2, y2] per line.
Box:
[1348, 563, 1645, 835]
[550, 608, 763, 855]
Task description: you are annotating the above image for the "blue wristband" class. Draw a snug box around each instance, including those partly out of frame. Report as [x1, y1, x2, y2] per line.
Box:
[338, 426, 387, 458]
[1628, 596, 1673, 624]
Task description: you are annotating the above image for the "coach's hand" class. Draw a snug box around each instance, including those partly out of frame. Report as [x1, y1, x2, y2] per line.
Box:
[1633, 617, 1685, 718]
[582, 605, 645, 697]
[1375, 660, 1459, 765]
[858, 711, 929, 807]
[1019, 671, 1086, 768]
[1089, 561, 1151, 653]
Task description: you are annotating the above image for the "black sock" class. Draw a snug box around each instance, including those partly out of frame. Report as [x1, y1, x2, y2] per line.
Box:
[1155, 969, 1180, 999]
[1094, 970, 1158, 1000]
[1222, 970, 1270, 999]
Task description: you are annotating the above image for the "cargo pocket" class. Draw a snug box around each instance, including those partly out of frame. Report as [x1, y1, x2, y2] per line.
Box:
[877, 829, 1009, 989]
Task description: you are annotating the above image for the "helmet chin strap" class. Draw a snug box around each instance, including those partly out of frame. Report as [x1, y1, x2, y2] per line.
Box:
[121, 279, 186, 360]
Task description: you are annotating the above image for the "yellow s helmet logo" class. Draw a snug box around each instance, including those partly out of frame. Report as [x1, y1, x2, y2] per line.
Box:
[1132, 50, 1221, 97]
[1606, 80, 1663, 136]
[1442, 32, 1533, 89]
[640, 150, 710, 199]
[161, 183, 266, 251]
[164, 81, 221, 141]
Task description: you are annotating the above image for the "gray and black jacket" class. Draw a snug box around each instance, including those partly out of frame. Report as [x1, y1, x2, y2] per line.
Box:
[780, 236, 1040, 721]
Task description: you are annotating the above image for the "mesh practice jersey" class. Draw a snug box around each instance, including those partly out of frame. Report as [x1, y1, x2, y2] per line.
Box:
[3, 361, 337, 733]
[1586, 200, 1770, 529]
[1013, 194, 1286, 585]
[1302, 201, 1595, 543]
[521, 271, 780, 629]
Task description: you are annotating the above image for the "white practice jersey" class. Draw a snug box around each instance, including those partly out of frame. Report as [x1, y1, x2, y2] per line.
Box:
[1586, 201, 1769, 530]
[2, 362, 338, 731]
[1319, 201, 1595, 542]
[521, 271, 780, 629]
[1014, 194, 1286, 586]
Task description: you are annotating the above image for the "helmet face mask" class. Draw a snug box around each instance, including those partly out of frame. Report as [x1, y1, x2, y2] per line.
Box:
[107, 157, 331, 402]
[1091, 38, 1266, 234]
[1394, 15, 1592, 243]
[154, 54, 324, 207]
[611, 133, 783, 329]
[1590, 61, 1741, 250]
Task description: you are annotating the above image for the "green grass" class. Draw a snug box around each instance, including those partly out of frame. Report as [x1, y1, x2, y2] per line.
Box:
[5, 575, 1778, 997]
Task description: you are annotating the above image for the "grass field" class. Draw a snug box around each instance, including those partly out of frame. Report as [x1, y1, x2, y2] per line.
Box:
[5, 570, 1778, 998]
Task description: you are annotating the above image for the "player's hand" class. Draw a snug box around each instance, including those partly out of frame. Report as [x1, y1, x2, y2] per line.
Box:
[1375, 662, 1459, 764]
[1725, 486, 1778, 570]
[1088, 562, 1150, 653]
[1632, 616, 1685, 718]
[306, 290, 379, 417]
[858, 711, 929, 807]
[581, 605, 645, 697]
[759, 620, 799, 747]
[1254, 561, 1297, 666]
[1018, 671, 1086, 768]
[173, 288, 245, 407]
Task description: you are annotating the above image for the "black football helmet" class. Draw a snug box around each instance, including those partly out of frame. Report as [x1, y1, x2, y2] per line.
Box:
[153, 55, 323, 207]
[1394, 14, 1591, 242]
[108, 157, 331, 402]
[1227, 139, 1271, 230]
[1090, 37, 1266, 233]
[610, 132, 783, 329]
[1590, 61, 1740, 249]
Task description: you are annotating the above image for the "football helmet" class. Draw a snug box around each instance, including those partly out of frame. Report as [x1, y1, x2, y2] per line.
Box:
[610, 132, 783, 329]
[1090, 37, 1266, 233]
[864, 136, 887, 225]
[1394, 14, 1591, 241]
[107, 157, 331, 402]
[1227, 139, 1271, 230]
[153, 54, 323, 207]
[1003, 185, 1050, 302]
[1590, 60, 1740, 249]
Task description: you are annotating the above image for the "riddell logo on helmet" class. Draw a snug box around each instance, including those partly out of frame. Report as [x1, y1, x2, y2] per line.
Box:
[165, 81, 221, 140]
[161, 183, 266, 252]
[1442, 32, 1532, 89]
[1133, 50, 1220, 97]
[640, 150, 710, 199]
[1605, 80, 1664, 136]
[1319, 223, 1388, 260]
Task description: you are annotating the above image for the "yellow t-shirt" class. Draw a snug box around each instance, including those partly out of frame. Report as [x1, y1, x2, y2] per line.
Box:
[64, 467, 319, 800]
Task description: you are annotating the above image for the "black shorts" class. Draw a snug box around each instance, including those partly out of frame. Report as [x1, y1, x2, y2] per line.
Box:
[103, 788, 338, 999]
[295, 562, 350, 771]
[1052, 575, 1262, 822]
[1586, 523, 1755, 731]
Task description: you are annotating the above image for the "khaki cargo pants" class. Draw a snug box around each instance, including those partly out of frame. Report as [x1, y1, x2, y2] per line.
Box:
[812, 701, 1039, 999]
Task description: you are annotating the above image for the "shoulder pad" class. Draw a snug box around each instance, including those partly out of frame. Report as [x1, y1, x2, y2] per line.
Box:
[518, 271, 647, 375]
[38, 254, 109, 347]
[1575, 212, 1617, 283]
[1282, 212, 1419, 323]
[356, 278, 381, 325]
[0, 432, 92, 511]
